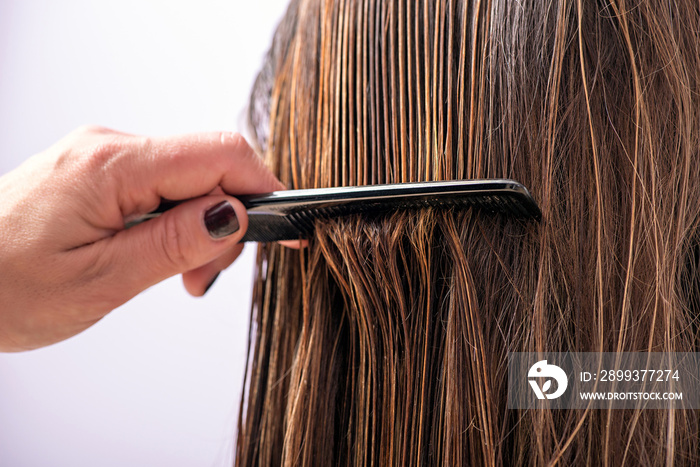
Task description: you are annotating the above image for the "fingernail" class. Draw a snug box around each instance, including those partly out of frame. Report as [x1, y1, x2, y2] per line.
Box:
[204, 201, 239, 239]
[204, 272, 220, 294]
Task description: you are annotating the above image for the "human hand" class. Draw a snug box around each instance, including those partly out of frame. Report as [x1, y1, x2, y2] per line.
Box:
[0, 126, 287, 352]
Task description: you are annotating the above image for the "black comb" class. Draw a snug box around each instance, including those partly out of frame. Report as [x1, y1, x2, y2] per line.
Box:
[127, 179, 541, 242]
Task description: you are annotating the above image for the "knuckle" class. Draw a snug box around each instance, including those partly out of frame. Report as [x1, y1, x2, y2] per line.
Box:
[79, 144, 122, 186]
[123, 134, 154, 172]
[228, 131, 246, 148]
[73, 124, 114, 138]
[78, 133, 134, 182]
[52, 127, 128, 185]
[158, 214, 194, 271]
[86, 141, 119, 164]
[223, 132, 256, 160]
[221, 131, 243, 147]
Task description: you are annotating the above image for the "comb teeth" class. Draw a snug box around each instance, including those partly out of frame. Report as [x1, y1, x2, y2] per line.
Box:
[238, 180, 541, 242]
[241, 192, 539, 242]
[288, 210, 316, 233]
[240, 214, 303, 243]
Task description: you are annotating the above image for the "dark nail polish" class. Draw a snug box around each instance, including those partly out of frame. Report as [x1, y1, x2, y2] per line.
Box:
[204, 272, 220, 295]
[204, 201, 239, 239]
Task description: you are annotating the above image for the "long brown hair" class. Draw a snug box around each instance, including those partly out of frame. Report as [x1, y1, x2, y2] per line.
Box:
[237, 0, 700, 464]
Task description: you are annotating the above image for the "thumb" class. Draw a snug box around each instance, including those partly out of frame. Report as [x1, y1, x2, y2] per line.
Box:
[104, 195, 248, 296]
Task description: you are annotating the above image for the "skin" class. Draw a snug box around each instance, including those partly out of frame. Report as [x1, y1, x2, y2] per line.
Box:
[0, 126, 299, 352]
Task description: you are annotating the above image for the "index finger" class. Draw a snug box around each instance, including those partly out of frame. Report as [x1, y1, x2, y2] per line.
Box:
[116, 131, 284, 217]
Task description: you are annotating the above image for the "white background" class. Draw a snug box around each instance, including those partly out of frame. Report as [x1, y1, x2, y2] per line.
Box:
[0, 1, 289, 465]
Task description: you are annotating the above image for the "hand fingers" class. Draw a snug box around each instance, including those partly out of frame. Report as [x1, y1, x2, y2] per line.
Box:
[181, 242, 245, 296]
[99, 195, 249, 298]
[111, 131, 285, 218]
[278, 239, 309, 249]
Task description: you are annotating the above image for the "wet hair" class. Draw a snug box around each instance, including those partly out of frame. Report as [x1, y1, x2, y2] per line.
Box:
[237, 0, 700, 464]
